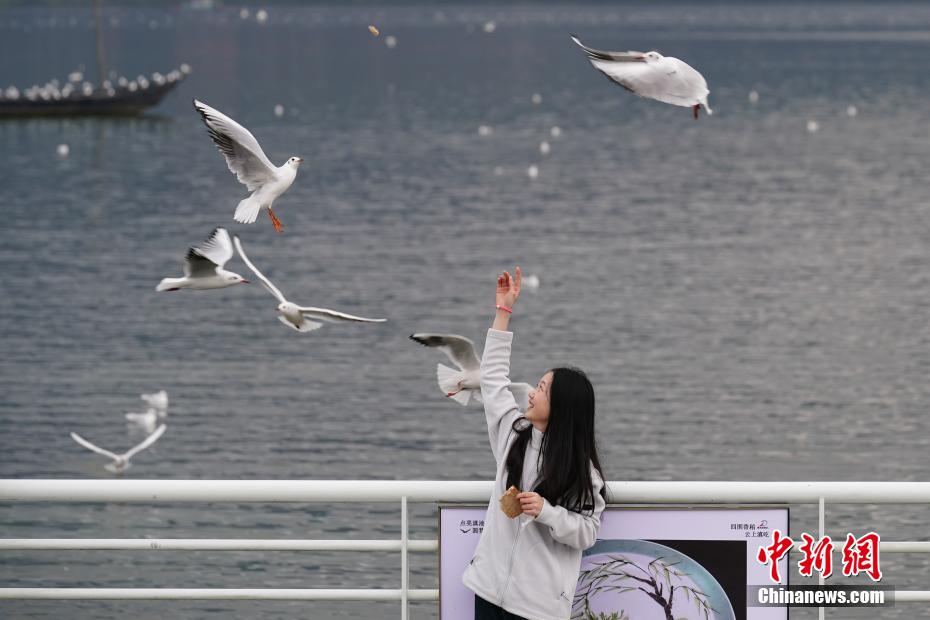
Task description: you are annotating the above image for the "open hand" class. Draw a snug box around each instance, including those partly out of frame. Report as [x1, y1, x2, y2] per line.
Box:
[496, 266, 522, 309]
[517, 491, 543, 518]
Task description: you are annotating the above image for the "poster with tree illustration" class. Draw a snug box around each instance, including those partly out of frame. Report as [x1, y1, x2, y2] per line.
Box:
[439, 506, 787, 620]
[574, 539, 743, 620]
[574, 508, 788, 620]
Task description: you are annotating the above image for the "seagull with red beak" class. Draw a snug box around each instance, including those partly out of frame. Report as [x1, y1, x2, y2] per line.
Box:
[156, 227, 249, 292]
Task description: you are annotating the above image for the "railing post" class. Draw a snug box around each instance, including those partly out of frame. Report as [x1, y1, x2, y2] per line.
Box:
[401, 495, 408, 620]
[819, 496, 825, 620]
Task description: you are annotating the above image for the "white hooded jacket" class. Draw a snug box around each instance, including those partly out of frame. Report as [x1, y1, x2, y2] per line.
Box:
[462, 328, 606, 620]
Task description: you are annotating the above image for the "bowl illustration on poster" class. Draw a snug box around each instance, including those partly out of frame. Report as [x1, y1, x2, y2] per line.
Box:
[574, 539, 736, 620]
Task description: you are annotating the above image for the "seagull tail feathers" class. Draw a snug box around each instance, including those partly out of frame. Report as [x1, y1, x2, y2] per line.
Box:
[295, 319, 323, 333]
[156, 278, 184, 292]
[276, 315, 323, 333]
[437, 363, 471, 406]
[449, 390, 472, 406]
[234, 195, 263, 224]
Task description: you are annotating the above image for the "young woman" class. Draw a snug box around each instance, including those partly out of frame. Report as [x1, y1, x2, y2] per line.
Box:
[462, 266, 608, 620]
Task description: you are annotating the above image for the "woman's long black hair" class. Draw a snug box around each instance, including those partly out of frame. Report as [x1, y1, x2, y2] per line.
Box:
[504, 366, 607, 513]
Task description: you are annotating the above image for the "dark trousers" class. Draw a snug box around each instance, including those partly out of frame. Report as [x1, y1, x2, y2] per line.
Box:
[474, 594, 527, 620]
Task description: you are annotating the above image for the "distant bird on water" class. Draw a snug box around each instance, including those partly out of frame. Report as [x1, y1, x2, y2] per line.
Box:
[71, 424, 166, 475]
[570, 34, 712, 119]
[125, 408, 159, 433]
[140, 390, 169, 413]
[233, 235, 387, 333]
[193, 99, 303, 232]
[127, 391, 168, 432]
[156, 227, 248, 291]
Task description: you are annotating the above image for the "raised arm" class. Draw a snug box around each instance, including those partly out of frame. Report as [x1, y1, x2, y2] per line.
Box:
[480, 267, 523, 462]
[492, 267, 520, 332]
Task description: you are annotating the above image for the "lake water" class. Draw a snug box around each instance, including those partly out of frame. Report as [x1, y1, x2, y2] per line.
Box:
[2, 2, 930, 618]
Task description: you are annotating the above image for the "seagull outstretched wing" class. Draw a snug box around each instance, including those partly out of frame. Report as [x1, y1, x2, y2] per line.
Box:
[123, 424, 167, 460]
[410, 334, 481, 372]
[570, 34, 644, 63]
[233, 235, 287, 304]
[298, 307, 387, 324]
[184, 248, 220, 278]
[194, 99, 277, 191]
[71, 432, 121, 461]
[192, 227, 234, 269]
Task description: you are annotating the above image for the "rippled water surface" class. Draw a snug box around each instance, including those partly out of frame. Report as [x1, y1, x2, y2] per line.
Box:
[3, 3, 930, 618]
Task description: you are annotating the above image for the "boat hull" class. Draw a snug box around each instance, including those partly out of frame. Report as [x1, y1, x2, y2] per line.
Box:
[0, 78, 183, 118]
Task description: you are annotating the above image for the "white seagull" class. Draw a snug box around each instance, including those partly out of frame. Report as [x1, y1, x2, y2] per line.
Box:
[233, 235, 387, 333]
[128, 390, 169, 432]
[156, 227, 249, 292]
[70, 424, 167, 474]
[570, 34, 712, 119]
[409, 333, 532, 407]
[140, 390, 169, 414]
[194, 99, 303, 232]
[125, 408, 159, 433]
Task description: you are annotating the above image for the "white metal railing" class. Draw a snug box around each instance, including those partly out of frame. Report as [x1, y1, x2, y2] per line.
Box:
[4, 479, 930, 616]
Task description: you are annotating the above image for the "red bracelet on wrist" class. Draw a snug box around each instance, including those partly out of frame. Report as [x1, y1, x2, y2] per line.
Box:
[496, 304, 513, 314]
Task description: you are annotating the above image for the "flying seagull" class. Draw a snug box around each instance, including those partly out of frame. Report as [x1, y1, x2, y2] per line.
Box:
[140, 390, 169, 414]
[570, 34, 712, 119]
[409, 333, 532, 407]
[128, 390, 169, 432]
[193, 99, 303, 232]
[71, 424, 167, 474]
[125, 408, 159, 433]
[156, 227, 248, 292]
[233, 235, 387, 333]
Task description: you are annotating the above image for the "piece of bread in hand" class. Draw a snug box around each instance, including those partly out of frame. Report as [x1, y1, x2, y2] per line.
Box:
[500, 485, 522, 518]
